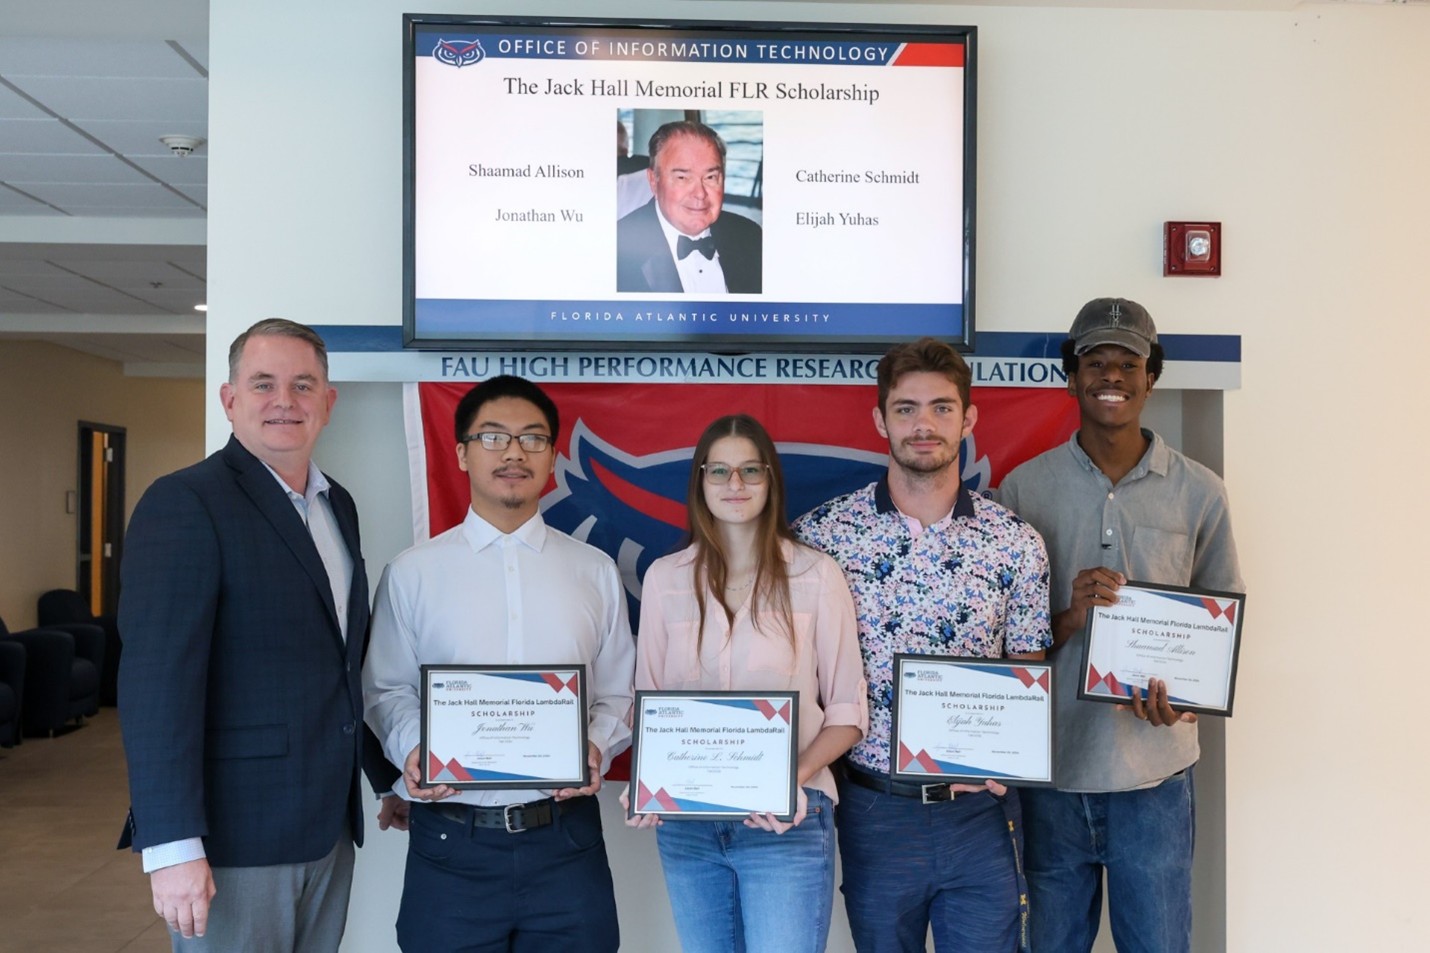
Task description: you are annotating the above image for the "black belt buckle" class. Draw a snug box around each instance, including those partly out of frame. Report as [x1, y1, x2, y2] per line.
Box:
[503, 803, 527, 833]
[921, 783, 954, 805]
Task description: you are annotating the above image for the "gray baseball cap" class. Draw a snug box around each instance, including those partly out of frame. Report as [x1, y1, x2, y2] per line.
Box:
[1069, 297, 1158, 357]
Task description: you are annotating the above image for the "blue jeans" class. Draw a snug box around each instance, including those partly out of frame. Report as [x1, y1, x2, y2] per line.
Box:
[655, 788, 836, 953]
[396, 797, 618, 953]
[1021, 768, 1195, 953]
[835, 778, 1027, 953]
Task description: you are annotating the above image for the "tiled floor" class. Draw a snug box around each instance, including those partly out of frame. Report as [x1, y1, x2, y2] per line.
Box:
[0, 711, 171, 953]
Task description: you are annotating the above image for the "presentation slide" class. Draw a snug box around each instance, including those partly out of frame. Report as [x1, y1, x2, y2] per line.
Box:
[407, 19, 972, 350]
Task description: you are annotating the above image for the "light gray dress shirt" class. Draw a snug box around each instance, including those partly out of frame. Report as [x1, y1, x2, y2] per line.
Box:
[999, 430, 1243, 793]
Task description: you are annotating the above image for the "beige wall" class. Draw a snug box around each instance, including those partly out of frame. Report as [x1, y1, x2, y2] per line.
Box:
[0, 341, 204, 628]
[206, 2, 1430, 950]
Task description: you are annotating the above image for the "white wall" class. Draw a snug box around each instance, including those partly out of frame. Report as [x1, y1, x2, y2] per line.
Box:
[208, 2, 1430, 950]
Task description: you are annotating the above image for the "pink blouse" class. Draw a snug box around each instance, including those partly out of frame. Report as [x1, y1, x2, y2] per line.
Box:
[636, 541, 868, 802]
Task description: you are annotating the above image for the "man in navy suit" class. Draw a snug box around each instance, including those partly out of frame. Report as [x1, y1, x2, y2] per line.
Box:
[118, 319, 396, 951]
[616, 120, 763, 294]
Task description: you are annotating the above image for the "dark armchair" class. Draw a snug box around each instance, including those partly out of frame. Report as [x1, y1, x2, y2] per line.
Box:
[0, 639, 24, 748]
[38, 588, 121, 706]
[0, 614, 103, 737]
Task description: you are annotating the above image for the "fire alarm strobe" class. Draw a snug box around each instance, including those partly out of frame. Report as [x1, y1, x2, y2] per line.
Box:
[1164, 221, 1221, 276]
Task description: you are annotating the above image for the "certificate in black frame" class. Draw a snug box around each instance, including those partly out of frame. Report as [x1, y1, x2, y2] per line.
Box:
[630, 689, 800, 821]
[889, 654, 1056, 789]
[1079, 580, 1246, 717]
[419, 663, 590, 790]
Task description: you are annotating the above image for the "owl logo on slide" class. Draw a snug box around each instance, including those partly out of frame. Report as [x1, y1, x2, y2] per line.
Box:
[433, 38, 484, 68]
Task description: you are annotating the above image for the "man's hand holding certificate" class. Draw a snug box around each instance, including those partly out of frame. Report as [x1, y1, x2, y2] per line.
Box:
[1080, 581, 1246, 717]
[420, 664, 590, 789]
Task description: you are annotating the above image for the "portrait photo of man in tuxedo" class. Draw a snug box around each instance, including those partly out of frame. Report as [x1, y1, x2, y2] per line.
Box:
[616, 119, 763, 294]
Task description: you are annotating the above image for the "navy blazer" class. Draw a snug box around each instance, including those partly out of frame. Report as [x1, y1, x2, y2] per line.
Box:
[616, 199, 763, 294]
[118, 436, 377, 867]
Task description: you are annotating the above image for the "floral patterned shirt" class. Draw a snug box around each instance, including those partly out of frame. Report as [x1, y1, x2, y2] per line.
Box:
[794, 477, 1052, 773]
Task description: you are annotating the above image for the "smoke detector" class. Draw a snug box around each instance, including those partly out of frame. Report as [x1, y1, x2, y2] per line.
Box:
[159, 135, 205, 157]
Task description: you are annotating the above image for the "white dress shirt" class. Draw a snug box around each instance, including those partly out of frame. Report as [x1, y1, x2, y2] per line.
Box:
[363, 507, 636, 806]
[655, 201, 729, 294]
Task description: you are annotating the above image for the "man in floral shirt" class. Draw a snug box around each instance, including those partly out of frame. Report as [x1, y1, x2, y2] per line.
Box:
[795, 337, 1051, 953]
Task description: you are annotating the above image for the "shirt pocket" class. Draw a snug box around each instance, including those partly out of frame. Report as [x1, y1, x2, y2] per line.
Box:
[1128, 526, 1194, 587]
[658, 617, 706, 686]
[746, 611, 809, 679]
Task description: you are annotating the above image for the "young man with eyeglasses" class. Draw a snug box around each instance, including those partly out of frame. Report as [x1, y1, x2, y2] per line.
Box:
[363, 375, 635, 952]
[794, 338, 1052, 953]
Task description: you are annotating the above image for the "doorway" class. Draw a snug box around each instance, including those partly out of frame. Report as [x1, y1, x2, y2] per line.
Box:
[77, 422, 126, 617]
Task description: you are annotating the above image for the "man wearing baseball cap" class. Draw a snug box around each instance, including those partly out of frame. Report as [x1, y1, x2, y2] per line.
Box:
[998, 298, 1243, 953]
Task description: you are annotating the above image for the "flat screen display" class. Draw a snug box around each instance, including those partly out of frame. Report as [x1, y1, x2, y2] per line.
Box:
[404, 15, 976, 352]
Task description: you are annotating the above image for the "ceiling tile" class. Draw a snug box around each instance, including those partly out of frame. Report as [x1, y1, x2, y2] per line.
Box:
[56, 204, 205, 217]
[0, 38, 206, 79]
[0, 82, 47, 120]
[128, 153, 207, 185]
[174, 184, 206, 206]
[0, 153, 150, 184]
[8, 75, 206, 124]
[0, 187, 59, 211]
[0, 256, 69, 278]
[22, 181, 200, 209]
[75, 262, 205, 290]
[0, 299, 69, 315]
[0, 117, 106, 154]
[67, 119, 210, 158]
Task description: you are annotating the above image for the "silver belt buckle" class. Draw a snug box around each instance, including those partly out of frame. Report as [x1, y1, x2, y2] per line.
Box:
[503, 803, 526, 833]
[921, 784, 954, 805]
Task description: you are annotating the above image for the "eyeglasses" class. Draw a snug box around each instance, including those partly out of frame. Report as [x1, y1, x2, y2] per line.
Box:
[461, 432, 552, 453]
[701, 463, 770, 485]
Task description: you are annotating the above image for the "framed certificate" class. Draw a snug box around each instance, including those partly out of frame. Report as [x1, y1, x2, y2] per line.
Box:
[1080, 581, 1246, 716]
[890, 655, 1055, 788]
[420, 664, 589, 789]
[629, 691, 799, 821]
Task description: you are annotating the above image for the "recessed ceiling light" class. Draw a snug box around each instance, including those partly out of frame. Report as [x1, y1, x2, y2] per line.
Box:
[194, 304, 208, 312]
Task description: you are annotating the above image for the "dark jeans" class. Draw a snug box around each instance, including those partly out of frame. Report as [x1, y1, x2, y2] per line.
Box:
[1022, 768, 1195, 953]
[396, 797, 618, 953]
[836, 776, 1026, 952]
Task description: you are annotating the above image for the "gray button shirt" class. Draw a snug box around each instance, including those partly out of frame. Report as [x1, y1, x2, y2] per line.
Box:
[999, 430, 1243, 792]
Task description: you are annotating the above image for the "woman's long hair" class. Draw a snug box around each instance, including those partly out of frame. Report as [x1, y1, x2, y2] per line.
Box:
[685, 415, 798, 652]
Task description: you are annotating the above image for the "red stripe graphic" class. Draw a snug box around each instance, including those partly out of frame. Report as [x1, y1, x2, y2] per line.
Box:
[590, 459, 687, 529]
[1087, 665, 1126, 698]
[753, 699, 790, 723]
[896, 742, 943, 774]
[1199, 597, 1236, 626]
[892, 43, 964, 68]
[638, 782, 681, 812]
[1011, 667, 1050, 692]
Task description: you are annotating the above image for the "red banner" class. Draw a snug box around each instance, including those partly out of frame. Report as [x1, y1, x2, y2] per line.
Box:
[415, 382, 1076, 540]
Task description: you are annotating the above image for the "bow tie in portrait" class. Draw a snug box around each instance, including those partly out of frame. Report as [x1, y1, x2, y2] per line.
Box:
[677, 234, 717, 260]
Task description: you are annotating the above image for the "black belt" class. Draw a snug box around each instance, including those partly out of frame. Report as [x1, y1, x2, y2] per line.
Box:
[843, 763, 957, 804]
[426, 797, 571, 833]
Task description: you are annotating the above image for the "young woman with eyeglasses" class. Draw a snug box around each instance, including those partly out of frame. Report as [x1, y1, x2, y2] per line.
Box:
[623, 414, 868, 953]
